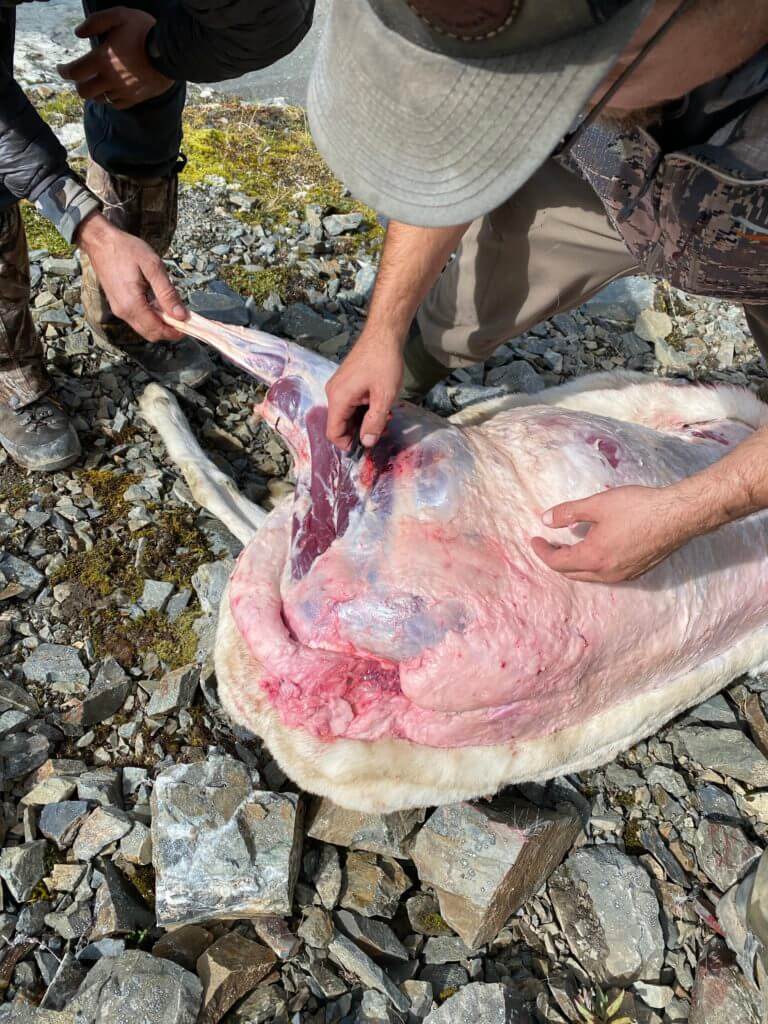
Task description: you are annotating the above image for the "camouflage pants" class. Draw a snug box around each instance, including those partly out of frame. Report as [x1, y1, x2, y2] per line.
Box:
[0, 0, 185, 408]
[418, 157, 768, 368]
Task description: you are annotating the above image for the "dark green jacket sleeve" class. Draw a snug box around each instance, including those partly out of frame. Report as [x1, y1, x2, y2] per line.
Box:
[147, 0, 314, 84]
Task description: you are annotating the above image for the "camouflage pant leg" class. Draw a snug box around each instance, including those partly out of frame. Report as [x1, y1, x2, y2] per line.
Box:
[745, 305, 768, 364]
[80, 162, 178, 348]
[0, 205, 49, 409]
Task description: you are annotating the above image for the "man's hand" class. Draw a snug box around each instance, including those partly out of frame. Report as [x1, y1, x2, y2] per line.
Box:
[76, 211, 187, 342]
[58, 8, 174, 110]
[325, 329, 404, 451]
[531, 485, 697, 583]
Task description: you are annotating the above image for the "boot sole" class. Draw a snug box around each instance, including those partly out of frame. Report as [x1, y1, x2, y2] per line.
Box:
[0, 435, 82, 473]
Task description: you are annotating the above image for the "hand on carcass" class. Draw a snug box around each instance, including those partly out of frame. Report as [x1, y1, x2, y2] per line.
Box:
[325, 326, 404, 451]
[532, 484, 697, 583]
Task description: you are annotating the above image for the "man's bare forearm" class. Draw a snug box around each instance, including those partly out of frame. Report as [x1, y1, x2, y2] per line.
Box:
[668, 425, 768, 538]
[365, 219, 469, 346]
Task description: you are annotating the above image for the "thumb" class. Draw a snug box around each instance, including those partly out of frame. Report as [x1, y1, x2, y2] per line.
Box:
[360, 397, 393, 447]
[75, 9, 125, 38]
[542, 496, 599, 529]
[142, 255, 187, 321]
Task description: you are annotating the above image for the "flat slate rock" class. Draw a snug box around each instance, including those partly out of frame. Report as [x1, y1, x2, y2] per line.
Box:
[412, 796, 582, 947]
[689, 941, 764, 1024]
[549, 844, 664, 987]
[671, 726, 768, 787]
[306, 799, 425, 858]
[152, 753, 303, 926]
[424, 983, 528, 1023]
[70, 949, 202, 1024]
[22, 643, 89, 686]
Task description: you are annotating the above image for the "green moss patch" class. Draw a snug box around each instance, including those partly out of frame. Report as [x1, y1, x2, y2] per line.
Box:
[20, 202, 74, 257]
[181, 101, 383, 248]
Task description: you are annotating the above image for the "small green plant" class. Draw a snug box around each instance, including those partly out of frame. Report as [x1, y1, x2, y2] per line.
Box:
[575, 987, 633, 1024]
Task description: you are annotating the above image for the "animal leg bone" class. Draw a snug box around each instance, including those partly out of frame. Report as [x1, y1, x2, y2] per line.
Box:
[138, 383, 267, 545]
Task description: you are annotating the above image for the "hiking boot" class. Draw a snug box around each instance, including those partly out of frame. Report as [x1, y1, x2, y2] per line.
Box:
[0, 204, 50, 410]
[81, 161, 212, 388]
[400, 325, 450, 402]
[0, 395, 80, 471]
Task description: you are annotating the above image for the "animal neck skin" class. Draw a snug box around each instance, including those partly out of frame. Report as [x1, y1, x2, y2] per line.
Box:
[162, 311, 450, 580]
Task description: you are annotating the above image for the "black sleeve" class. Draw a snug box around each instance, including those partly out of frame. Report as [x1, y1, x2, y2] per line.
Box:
[0, 56, 100, 241]
[0, 55, 71, 201]
[146, 0, 315, 84]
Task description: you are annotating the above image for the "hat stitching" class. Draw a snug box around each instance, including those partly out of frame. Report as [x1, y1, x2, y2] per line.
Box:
[404, 0, 523, 43]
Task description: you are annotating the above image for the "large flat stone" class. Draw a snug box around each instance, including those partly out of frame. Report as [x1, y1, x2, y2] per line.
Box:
[22, 643, 89, 686]
[411, 796, 582, 947]
[423, 983, 527, 1023]
[197, 933, 276, 1024]
[70, 949, 202, 1023]
[306, 799, 425, 857]
[549, 845, 664, 986]
[328, 932, 409, 1013]
[152, 754, 303, 925]
[671, 726, 768, 787]
[0, 840, 48, 901]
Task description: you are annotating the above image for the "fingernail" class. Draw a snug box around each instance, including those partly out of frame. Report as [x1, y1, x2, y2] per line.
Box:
[542, 510, 553, 527]
[362, 434, 377, 447]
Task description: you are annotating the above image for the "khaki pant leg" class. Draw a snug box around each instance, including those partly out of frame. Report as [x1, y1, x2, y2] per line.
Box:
[417, 158, 639, 368]
[745, 305, 768, 363]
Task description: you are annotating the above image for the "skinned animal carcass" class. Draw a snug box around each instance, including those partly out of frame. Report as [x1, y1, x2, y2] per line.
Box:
[140, 311, 768, 812]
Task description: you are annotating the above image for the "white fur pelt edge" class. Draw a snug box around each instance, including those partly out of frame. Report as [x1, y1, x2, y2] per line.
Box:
[143, 370, 768, 812]
[215, 578, 768, 812]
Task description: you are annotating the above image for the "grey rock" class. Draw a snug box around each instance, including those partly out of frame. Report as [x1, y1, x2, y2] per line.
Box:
[696, 784, 741, 820]
[639, 824, 690, 888]
[230, 985, 288, 1024]
[63, 667, 132, 730]
[0, 676, 39, 715]
[412, 796, 582, 947]
[329, 932, 409, 1012]
[423, 983, 525, 1023]
[336, 908, 409, 961]
[306, 798, 425, 857]
[251, 915, 301, 959]
[0, 553, 44, 598]
[0, 839, 47, 901]
[146, 665, 199, 716]
[72, 806, 132, 861]
[153, 925, 213, 972]
[323, 212, 363, 236]
[634, 309, 673, 342]
[17, 901, 52, 937]
[191, 560, 235, 615]
[422, 936, 473, 964]
[140, 579, 176, 612]
[280, 303, 340, 344]
[152, 754, 303, 925]
[689, 941, 763, 1024]
[40, 952, 87, 1011]
[549, 845, 664, 986]
[694, 819, 760, 892]
[23, 643, 89, 686]
[671, 726, 768, 787]
[419, 963, 469, 997]
[313, 842, 343, 908]
[78, 938, 127, 963]
[689, 694, 736, 726]
[485, 360, 545, 394]
[43, 257, 79, 276]
[92, 859, 155, 938]
[39, 800, 90, 849]
[354, 262, 377, 301]
[45, 900, 92, 940]
[78, 768, 123, 807]
[70, 949, 202, 1024]
[120, 821, 153, 865]
[196, 932, 276, 1024]
[406, 893, 454, 936]
[583, 276, 656, 320]
[340, 850, 411, 919]
[646, 765, 689, 800]
[358, 989, 396, 1023]
[190, 288, 250, 327]
[402, 980, 433, 1020]
[298, 906, 334, 948]
[0, 731, 50, 781]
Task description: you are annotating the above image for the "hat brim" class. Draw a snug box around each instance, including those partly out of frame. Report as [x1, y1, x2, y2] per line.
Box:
[308, 0, 650, 227]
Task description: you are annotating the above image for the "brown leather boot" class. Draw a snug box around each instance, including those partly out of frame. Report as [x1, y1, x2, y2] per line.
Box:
[0, 205, 80, 471]
[81, 162, 212, 388]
